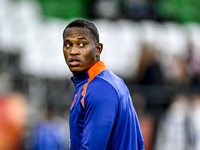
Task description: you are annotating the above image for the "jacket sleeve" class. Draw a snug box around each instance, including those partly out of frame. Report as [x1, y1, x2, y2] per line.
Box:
[80, 78, 118, 150]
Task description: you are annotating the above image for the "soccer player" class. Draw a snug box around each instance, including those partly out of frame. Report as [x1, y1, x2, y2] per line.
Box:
[63, 19, 144, 150]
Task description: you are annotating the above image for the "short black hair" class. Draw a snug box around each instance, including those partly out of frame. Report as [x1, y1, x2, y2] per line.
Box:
[63, 19, 99, 43]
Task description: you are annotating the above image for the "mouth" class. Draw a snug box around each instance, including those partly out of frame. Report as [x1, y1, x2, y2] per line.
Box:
[68, 58, 81, 66]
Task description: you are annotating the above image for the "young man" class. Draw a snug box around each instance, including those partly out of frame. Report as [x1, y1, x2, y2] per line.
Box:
[63, 19, 144, 150]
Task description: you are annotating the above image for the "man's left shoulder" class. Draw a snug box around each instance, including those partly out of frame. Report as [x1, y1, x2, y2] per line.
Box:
[89, 76, 116, 91]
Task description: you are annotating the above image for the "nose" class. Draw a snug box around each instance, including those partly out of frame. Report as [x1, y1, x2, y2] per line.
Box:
[70, 46, 79, 55]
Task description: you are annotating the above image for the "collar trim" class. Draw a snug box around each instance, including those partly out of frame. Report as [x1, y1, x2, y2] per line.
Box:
[81, 61, 108, 108]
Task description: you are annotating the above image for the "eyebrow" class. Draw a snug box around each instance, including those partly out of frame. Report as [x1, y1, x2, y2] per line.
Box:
[63, 40, 70, 43]
[64, 37, 88, 42]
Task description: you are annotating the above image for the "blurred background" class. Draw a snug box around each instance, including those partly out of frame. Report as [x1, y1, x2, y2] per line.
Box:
[0, 0, 200, 149]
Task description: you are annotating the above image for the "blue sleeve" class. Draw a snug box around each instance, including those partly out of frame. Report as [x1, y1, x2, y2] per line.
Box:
[80, 78, 118, 150]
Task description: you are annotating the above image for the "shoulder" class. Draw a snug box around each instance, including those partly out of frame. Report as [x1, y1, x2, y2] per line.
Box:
[84, 76, 119, 107]
[88, 73, 117, 92]
[88, 76, 118, 96]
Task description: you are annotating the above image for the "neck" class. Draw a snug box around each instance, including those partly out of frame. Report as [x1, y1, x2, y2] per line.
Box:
[72, 59, 101, 77]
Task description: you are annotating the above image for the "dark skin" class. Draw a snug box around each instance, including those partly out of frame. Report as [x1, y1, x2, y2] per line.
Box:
[63, 27, 103, 76]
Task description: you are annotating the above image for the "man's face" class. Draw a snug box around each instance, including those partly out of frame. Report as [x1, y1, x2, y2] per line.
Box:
[63, 27, 100, 76]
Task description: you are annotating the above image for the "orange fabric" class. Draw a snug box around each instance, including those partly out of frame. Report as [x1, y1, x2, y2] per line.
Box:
[81, 61, 108, 108]
[70, 93, 78, 110]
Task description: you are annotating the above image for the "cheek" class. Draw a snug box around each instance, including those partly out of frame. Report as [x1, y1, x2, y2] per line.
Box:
[63, 50, 70, 63]
[84, 49, 96, 61]
[63, 49, 69, 57]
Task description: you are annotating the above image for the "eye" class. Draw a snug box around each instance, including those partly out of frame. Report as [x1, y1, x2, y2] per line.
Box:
[79, 42, 85, 47]
[64, 43, 71, 48]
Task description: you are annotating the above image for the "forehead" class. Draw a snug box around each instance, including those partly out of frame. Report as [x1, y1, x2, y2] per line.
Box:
[63, 27, 93, 40]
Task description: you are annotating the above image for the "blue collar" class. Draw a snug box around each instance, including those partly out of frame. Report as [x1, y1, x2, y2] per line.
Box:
[71, 70, 89, 89]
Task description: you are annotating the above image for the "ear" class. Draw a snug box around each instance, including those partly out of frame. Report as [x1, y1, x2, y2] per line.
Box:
[96, 43, 103, 57]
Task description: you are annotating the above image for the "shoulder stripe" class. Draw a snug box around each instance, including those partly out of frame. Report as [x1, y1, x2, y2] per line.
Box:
[70, 93, 77, 110]
[81, 61, 108, 108]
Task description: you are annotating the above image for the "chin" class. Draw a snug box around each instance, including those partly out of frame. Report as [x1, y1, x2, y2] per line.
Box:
[70, 67, 83, 74]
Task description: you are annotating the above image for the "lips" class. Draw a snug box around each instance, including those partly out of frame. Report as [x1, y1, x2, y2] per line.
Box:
[68, 57, 81, 66]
